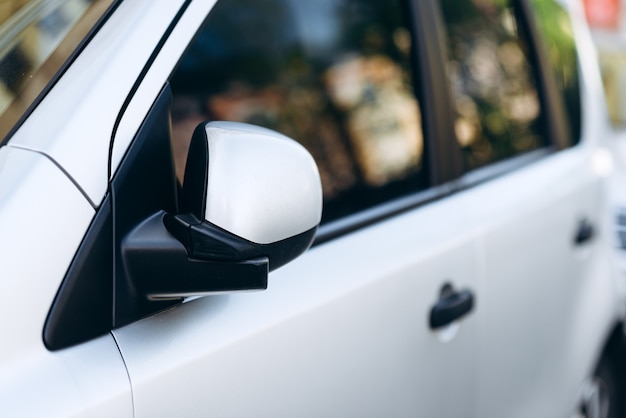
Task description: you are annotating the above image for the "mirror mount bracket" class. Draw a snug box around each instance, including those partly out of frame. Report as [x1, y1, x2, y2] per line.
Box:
[122, 211, 268, 300]
[164, 211, 317, 272]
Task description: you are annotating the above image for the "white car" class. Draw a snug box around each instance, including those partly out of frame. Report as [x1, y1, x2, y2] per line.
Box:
[0, 0, 623, 417]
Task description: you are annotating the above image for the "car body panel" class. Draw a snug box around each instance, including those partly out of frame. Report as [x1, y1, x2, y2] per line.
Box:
[468, 6, 622, 414]
[0, 333, 133, 418]
[0, 146, 131, 417]
[468, 146, 618, 416]
[113, 190, 480, 418]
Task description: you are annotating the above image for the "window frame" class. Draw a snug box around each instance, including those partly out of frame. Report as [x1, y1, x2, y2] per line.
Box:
[428, 0, 578, 192]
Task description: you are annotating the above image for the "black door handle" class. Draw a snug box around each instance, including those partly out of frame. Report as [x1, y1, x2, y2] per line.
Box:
[429, 284, 474, 329]
[574, 218, 595, 245]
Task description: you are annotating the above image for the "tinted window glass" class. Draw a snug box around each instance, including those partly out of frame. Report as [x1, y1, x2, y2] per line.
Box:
[440, 0, 544, 170]
[170, 0, 427, 223]
[529, 0, 581, 144]
[0, 0, 115, 143]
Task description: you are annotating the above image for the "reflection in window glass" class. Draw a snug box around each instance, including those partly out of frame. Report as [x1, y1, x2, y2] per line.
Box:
[170, 0, 426, 223]
[0, 0, 114, 143]
[440, 0, 544, 170]
[529, 0, 581, 144]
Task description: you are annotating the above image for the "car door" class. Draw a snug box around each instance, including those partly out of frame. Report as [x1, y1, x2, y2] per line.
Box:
[434, 0, 620, 416]
[107, 0, 481, 417]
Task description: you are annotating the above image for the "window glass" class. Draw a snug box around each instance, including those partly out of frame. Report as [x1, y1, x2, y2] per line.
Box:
[0, 0, 114, 144]
[440, 0, 544, 170]
[529, 0, 581, 143]
[170, 0, 427, 223]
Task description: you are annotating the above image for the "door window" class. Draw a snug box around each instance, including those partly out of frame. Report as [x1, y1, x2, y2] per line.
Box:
[169, 0, 427, 223]
[439, 0, 544, 170]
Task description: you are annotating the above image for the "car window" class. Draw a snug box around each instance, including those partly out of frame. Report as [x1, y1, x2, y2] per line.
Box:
[439, 0, 544, 171]
[0, 0, 115, 144]
[169, 0, 427, 224]
[528, 0, 581, 145]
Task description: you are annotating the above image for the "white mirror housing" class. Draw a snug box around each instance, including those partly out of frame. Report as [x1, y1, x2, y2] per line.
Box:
[200, 122, 322, 244]
[168, 121, 323, 272]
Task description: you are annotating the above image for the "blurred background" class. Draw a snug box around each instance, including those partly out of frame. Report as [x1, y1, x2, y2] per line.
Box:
[585, 0, 626, 126]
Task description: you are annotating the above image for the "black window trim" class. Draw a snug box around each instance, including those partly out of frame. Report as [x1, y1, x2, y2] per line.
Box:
[315, 181, 455, 245]
[410, 0, 464, 186]
[455, 146, 554, 189]
[315, 146, 553, 245]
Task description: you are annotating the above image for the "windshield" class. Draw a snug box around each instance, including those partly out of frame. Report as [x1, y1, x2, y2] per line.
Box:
[0, 0, 115, 144]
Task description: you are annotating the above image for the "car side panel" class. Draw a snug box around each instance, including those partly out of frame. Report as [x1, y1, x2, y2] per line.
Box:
[470, 143, 618, 417]
[113, 191, 480, 418]
[468, 5, 621, 416]
[0, 146, 132, 417]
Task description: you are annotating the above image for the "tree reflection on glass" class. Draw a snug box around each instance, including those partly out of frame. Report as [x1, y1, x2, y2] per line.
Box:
[440, 0, 543, 170]
[170, 0, 426, 223]
[529, 0, 580, 143]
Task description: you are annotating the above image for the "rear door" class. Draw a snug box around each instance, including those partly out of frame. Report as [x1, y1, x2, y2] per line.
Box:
[110, 0, 481, 417]
[434, 0, 617, 416]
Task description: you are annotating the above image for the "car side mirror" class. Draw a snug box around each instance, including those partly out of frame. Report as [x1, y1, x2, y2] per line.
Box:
[121, 122, 322, 300]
